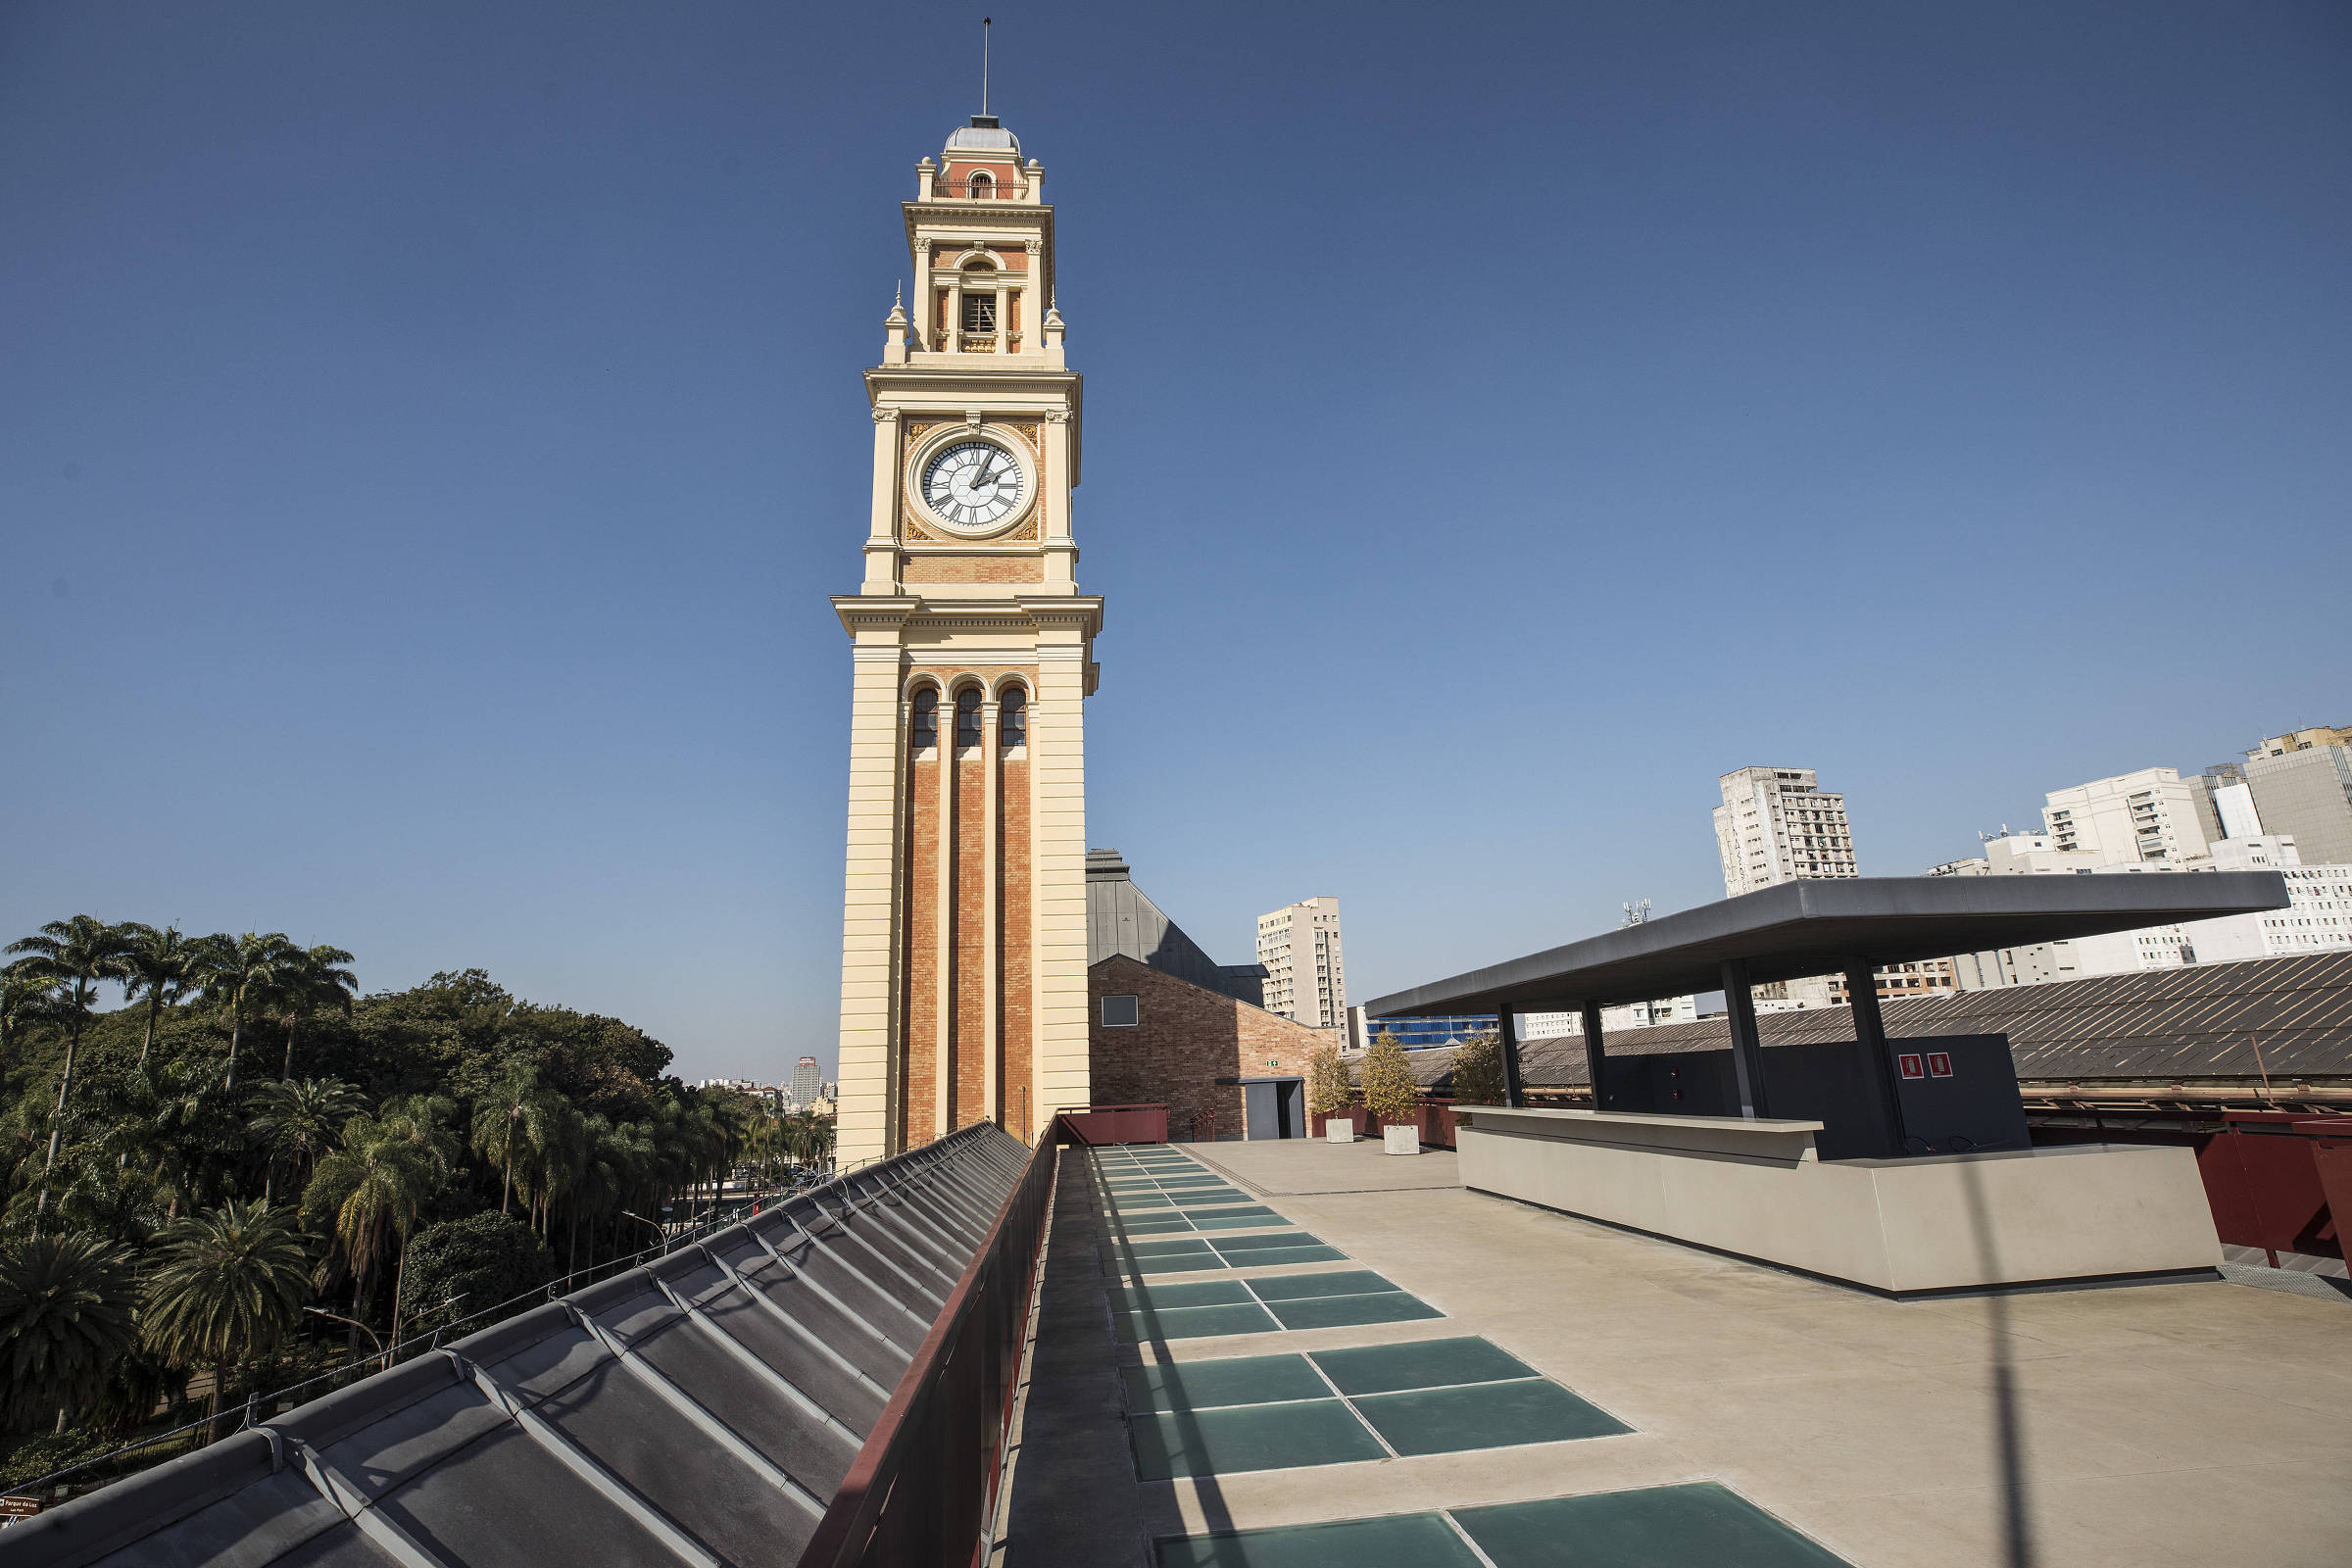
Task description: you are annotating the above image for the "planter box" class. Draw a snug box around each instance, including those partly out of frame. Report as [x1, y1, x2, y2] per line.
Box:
[1327, 1122, 1358, 1144]
[1384, 1125, 1420, 1156]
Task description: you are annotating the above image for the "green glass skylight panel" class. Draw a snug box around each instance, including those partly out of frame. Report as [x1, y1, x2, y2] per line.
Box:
[1108, 1278, 1254, 1312]
[1245, 1271, 1397, 1303]
[1263, 1293, 1443, 1331]
[1130, 1399, 1386, 1480]
[1453, 1484, 1853, 1567]
[1155, 1512, 1483, 1568]
[1352, 1379, 1629, 1455]
[1308, 1336, 1532, 1395]
[1113, 1302, 1279, 1342]
[1121, 1353, 1326, 1414]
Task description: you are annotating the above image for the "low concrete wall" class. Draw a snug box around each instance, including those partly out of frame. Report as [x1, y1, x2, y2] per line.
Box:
[1456, 1106, 2221, 1295]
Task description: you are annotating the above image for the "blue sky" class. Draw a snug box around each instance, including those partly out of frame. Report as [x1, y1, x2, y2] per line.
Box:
[4, 2, 2346, 1082]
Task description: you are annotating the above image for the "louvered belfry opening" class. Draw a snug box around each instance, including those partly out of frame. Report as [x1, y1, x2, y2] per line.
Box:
[7, 1122, 1051, 1568]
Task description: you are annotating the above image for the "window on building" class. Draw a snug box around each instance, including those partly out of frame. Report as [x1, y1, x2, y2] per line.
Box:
[968, 171, 993, 198]
[910, 688, 938, 750]
[955, 687, 982, 747]
[1102, 995, 1139, 1027]
[961, 292, 998, 332]
[999, 686, 1026, 748]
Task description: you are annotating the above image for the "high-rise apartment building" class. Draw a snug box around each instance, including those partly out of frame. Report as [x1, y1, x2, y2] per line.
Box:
[2243, 728, 2352, 866]
[790, 1055, 823, 1110]
[2042, 767, 2214, 866]
[1256, 898, 1347, 1028]
[1712, 767, 1859, 896]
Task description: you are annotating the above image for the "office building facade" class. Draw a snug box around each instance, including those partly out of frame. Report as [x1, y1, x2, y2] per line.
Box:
[1256, 897, 1348, 1028]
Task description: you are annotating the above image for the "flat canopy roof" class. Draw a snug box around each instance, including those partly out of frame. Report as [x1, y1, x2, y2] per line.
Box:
[1364, 873, 2292, 1017]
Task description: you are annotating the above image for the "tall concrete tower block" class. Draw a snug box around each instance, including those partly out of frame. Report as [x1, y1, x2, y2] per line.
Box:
[832, 115, 1102, 1164]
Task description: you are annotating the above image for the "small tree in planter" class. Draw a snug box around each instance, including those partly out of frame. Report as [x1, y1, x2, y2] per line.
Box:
[1306, 1045, 1354, 1141]
[1359, 1031, 1422, 1154]
[1449, 1029, 1507, 1105]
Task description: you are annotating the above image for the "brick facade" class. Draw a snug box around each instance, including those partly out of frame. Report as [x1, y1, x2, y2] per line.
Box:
[1088, 955, 1332, 1142]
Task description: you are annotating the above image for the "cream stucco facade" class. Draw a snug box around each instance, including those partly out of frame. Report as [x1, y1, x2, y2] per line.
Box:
[833, 116, 1101, 1166]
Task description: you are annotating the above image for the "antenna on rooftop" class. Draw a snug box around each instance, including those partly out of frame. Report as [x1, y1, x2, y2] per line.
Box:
[1621, 900, 1650, 927]
[982, 18, 992, 117]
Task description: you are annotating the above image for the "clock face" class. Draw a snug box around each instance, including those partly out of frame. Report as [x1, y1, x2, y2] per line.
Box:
[920, 439, 1026, 530]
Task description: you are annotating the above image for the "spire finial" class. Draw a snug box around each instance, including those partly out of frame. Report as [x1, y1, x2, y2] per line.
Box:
[981, 18, 991, 117]
[895, 279, 904, 309]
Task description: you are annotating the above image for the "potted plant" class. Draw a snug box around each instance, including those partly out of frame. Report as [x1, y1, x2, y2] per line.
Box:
[1306, 1045, 1355, 1141]
[1360, 1031, 1421, 1154]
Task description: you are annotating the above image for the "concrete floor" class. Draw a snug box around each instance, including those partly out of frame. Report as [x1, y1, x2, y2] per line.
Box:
[999, 1137, 2352, 1568]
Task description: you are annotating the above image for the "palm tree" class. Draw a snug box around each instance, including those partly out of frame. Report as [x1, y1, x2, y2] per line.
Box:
[102, 1054, 239, 1222]
[303, 1113, 446, 1328]
[6, 916, 130, 1231]
[273, 944, 358, 1079]
[0, 1232, 138, 1436]
[190, 931, 296, 1091]
[113, 923, 201, 1066]
[246, 1077, 366, 1203]
[469, 1063, 555, 1215]
[2, 961, 63, 1076]
[142, 1200, 311, 1431]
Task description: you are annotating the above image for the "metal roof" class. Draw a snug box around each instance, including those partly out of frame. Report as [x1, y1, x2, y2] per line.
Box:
[1403, 952, 2352, 1090]
[1085, 850, 1264, 1004]
[1365, 873, 2292, 1017]
[3, 1125, 1028, 1568]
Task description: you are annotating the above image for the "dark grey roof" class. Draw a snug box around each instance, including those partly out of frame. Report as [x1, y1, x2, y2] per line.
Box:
[1085, 849, 1264, 1004]
[1366, 874, 2292, 1017]
[1407, 953, 2352, 1090]
[3, 1126, 1028, 1568]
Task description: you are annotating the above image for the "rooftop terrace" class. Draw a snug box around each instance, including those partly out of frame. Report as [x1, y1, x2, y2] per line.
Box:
[1005, 1138, 2352, 1567]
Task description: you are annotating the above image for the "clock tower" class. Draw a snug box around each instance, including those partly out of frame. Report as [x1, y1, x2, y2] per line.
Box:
[832, 115, 1102, 1164]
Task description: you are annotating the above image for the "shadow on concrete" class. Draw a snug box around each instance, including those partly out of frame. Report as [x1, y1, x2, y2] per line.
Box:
[1957, 1157, 2040, 1568]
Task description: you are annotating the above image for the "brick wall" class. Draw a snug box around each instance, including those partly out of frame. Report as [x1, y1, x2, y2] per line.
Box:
[1088, 956, 1334, 1141]
[903, 751, 940, 1145]
[999, 751, 1033, 1138]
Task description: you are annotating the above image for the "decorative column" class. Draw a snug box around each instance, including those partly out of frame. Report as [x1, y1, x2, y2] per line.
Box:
[1040, 411, 1075, 585]
[935, 695, 956, 1138]
[863, 408, 900, 592]
[830, 599, 915, 1165]
[1021, 239, 1042, 353]
[981, 697, 1002, 1122]
[912, 244, 934, 351]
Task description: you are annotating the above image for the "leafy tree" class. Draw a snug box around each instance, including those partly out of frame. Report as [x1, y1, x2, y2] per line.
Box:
[113, 924, 201, 1067]
[141, 1200, 311, 1425]
[1304, 1045, 1353, 1118]
[247, 1077, 366, 1203]
[394, 1212, 552, 1344]
[101, 1055, 240, 1222]
[191, 931, 300, 1091]
[6, 915, 131, 1228]
[1358, 1030, 1421, 1126]
[0, 1232, 137, 1436]
[1449, 1030, 1508, 1106]
[274, 945, 358, 1079]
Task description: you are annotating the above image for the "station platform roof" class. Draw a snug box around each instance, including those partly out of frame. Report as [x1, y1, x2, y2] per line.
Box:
[1363, 873, 2292, 1016]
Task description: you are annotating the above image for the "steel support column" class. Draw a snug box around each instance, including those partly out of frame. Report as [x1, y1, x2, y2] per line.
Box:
[1720, 958, 1770, 1118]
[1497, 1004, 1525, 1108]
[1844, 960, 1910, 1157]
[1580, 1002, 1607, 1111]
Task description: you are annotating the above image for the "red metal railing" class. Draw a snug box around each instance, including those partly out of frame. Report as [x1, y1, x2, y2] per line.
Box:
[793, 1125, 1059, 1568]
[1056, 1102, 1168, 1145]
[1306, 1098, 1459, 1149]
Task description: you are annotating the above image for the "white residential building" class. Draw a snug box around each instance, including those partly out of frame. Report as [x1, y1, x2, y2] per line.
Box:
[2181, 838, 2352, 961]
[1713, 767, 1859, 896]
[2042, 767, 2214, 867]
[790, 1055, 823, 1110]
[1256, 898, 1348, 1028]
[1524, 997, 1700, 1036]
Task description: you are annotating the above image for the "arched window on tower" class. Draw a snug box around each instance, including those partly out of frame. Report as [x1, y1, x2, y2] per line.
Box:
[999, 686, 1026, 749]
[968, 171, 993, 199]
[955, 687, 982, 749]
[910, 689, 938, 751]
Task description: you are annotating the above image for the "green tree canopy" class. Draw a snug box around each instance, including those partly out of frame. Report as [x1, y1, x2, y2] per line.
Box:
[394, 1211, 553, 1341]
[1448, 1030, 1508, 1106]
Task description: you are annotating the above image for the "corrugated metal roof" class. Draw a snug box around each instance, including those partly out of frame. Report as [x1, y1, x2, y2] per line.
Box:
[1408, 953, 2352, 1090]
[1085, 850, 1262, 1004]
[2, 1125, 1028, 1568]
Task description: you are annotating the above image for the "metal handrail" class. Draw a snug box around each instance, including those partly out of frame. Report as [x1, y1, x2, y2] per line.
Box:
[794, 1121, 1058, 1566]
